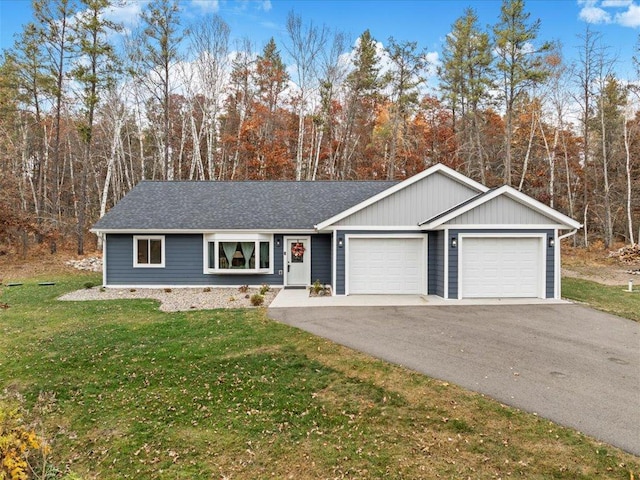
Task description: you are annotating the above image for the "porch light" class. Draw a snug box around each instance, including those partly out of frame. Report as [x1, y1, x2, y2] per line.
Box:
[548, 237, 555, 248]
[338, 238, 344, 248]
[275, 237, 281, 247]
[450, 237, 457, 248]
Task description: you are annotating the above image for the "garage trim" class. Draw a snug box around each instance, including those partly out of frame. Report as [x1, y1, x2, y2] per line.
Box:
[457, 233, 546, 299]
[345, 234, 428, 295]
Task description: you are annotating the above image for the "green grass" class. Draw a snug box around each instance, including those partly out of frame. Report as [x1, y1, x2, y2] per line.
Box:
[562, 277, 640, 322]
[1, 274, 639, 479]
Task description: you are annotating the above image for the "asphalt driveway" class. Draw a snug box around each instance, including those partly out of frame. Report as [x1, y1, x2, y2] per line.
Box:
[268, 303, 640, 456]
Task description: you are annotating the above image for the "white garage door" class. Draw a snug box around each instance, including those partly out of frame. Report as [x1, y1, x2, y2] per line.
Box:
[348, 237, 424, 294]
[460, 237, 542, 298]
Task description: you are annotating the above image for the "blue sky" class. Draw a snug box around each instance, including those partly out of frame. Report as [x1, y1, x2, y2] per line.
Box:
[1, 0, 638, 79]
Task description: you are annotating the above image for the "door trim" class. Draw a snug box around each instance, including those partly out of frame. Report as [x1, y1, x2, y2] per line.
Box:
[283, 236, 311, 287]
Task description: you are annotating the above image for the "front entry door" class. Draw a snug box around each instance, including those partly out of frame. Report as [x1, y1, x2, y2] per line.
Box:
[285, 237, 310, 287]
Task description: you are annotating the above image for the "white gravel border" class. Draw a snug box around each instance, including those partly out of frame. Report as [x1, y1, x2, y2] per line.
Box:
[59, 286, 280, 312]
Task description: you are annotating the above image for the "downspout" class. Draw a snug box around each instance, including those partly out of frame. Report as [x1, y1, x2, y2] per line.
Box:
[556, 229, 579, 300]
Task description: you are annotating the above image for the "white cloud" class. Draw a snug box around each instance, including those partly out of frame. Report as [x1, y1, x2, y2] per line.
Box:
[260, 1, 272, 12]
[601, 0, 632, 6]
[579, 4, 612, 23]
[104, 0, 147, 28]
[191, 0, 220, 13]
[615, 2, 640, 25]
[578, 0, 640, 27]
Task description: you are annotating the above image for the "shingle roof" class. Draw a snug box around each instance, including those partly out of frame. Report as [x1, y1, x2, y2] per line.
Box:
[92, 180, 399, 231]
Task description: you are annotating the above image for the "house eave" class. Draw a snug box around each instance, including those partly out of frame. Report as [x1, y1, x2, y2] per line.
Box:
[92, 228, 318, 235]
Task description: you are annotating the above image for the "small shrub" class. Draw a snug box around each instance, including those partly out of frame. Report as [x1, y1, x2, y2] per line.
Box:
[229, 296, 236, 302]
[99, 287, 105, 293]
[250, 293, 264, 306]
[129, 288, 137, 292]
[0, 396, 50, 480]
[311, 279, 324, 295]
[203, 287, 211, 293]
[164, 288, 172, 293]
[259, 284, 270, 295]
[83, 281, 94, 289]
[238, 285, 249, 293]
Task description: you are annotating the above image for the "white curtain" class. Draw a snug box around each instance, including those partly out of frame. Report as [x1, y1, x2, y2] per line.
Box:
[222, 242, 238, 268]
[240, 242, 255, 269]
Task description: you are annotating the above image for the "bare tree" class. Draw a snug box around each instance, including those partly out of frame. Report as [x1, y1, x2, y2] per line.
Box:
[128, 0, 183, 180]
[285, 11, 328, 180]
[188, 14, 230, 180]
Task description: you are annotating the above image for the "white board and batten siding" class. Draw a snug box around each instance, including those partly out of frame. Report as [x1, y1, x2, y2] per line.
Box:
[459, 236, 545, 298]
[335, 173, 480, 227]
[347, 237, 425, 294]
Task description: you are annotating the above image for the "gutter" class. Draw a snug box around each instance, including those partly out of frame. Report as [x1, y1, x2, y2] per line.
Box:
[558, 229, 579, 241]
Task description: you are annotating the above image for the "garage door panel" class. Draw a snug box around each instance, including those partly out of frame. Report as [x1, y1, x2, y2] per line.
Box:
[348, 238, 424, 294]
[461, 237, 542, 298]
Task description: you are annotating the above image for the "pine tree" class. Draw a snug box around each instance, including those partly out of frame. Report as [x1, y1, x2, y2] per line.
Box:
[493, 0, 551, 185]
[439, 7, 493, 182]
[72, 0, 120, 254]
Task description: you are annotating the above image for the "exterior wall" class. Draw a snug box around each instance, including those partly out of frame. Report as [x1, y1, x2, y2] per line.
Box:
[105, 233, 287, 286]
[447, 229, 555, 298]
[311, 234, 332, 286]
[447, 196, 554, 225]
[334, 172, 480, 227]
[428, 231, 444, 296]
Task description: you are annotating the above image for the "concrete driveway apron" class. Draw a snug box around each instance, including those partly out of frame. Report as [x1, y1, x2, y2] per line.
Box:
[268, 303, 640, 456]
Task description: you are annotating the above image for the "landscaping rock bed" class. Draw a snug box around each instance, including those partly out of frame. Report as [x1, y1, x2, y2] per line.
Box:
[65, 257, 103, 272]
[59, 286, 279, 312]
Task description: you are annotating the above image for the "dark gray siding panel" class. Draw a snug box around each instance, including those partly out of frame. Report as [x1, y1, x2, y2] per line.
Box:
[546, 233, 555, 298]
[428, 231, 444, 296]
[336, 233, 346, 294]
[448, 232, 459, 298]
[105, 233, 285, 286]
[449, 229, 554, 299]
[311, 234, 333, 285]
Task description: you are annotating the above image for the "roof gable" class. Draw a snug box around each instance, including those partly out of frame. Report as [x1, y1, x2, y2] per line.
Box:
[420, 185, 582, 230]
[315, 164, 488, 229]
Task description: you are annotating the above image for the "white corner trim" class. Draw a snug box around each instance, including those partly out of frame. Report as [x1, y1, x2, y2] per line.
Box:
[102, 234, 107, 287]
[315, 164, 488, 231]
[421, 186, 582, 230]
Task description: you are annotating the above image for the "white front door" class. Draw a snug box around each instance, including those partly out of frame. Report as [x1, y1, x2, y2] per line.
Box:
[285, 237, 310, 286]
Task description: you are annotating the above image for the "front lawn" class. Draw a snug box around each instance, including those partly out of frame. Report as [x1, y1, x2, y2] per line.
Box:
[1, 274, 638, 479]
[562, 277, 640, 322]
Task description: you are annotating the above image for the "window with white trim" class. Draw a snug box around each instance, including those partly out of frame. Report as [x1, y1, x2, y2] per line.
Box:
[134, 235, 165, 267]
[204, 234, 273, 274]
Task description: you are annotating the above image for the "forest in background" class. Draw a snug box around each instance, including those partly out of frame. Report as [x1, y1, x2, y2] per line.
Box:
[0, 0, 638, 256]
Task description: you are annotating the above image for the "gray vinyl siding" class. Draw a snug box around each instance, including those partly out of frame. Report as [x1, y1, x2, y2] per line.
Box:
[105, 233, 285, 286]
[447, 196, 555, 225]
[311, 234, 333, 286]
[428, 231, 444, 296]
[447, 229, 555, 299]
[334, 172, 480, 227]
